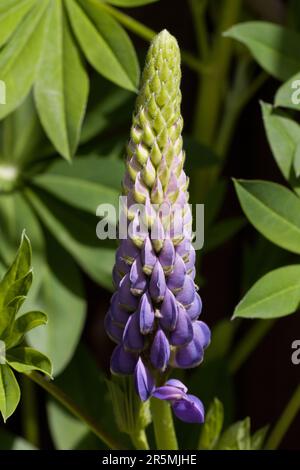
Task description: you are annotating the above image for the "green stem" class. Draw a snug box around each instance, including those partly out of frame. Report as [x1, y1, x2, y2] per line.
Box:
[27, 372, 125, 450]
[228, 319, 276, 374]
[188, 0, 209, 59]
[95, 1, 210, 74]
[193, 0, 242, 144]
[131, 429, 149, 450]
[265, 384, 300, 450]
[150, 398, 178, 450]
[21, 376, 40, 447]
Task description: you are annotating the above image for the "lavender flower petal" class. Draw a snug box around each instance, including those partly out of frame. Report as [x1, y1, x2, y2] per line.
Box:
[110, 344, 138, 375]
[150, 328, 170, 371]
[172, 394, 205, 424]
[134, 358, 155, 401]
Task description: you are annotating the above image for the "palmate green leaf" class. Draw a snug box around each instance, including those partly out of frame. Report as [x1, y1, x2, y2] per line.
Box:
[6, 346, 52, 377]
[0, 193, 85, 375]
[1, 93, 44, 167]
[47, 154, 124, 190]
[275, 72, 300, 111]
[0, 0, 48, 120]
[26, 188, 115, 290]
[216, 418, 251, 450]
[0, 364, 20, 422]
[80, 86, 131, 144]
[233, 265, 300, 319]
[261, 102, 300, 194]
[24, 236, 86, 376]
[34, 0, 89, 161]
[294, 142, 300, 178]
[0, 193, 45, 268]
[66, 0, 139, 92]
[234, 179, 300, 254]
[7, 311, 47, 349]
[32, 174, 119, 217]
[198, 398, 224, 450]
[105, 0, 159, 6]
[0, 0, 36, 48]
[225, 22, 300, 81]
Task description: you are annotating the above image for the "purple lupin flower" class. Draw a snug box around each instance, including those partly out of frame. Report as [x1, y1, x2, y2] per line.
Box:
[105, 30, 210, 424]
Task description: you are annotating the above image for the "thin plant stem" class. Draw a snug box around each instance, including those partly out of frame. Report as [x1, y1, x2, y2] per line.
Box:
[228, 319, 276, 374]
[131, 430, 149, 450]
[193, 0, 242, 145]
[93, 0, 210, 74]
[265, 384, 300, 450]
[150, 398, 178, 450]
[188, 0, 209, 59]
[27, 371, 125, 450]
[21, 376, 40, 448]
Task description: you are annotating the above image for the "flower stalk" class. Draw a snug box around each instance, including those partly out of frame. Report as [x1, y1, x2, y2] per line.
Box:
[105, 29, 211, 447]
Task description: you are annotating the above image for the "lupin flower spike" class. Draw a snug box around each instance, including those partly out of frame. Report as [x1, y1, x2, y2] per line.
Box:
[106, 29, 210, 424]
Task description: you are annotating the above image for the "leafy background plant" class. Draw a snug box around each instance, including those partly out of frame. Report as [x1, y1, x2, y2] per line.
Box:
[0, 0, 299, 450]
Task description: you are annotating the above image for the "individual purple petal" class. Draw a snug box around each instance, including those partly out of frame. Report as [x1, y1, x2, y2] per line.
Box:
[129, 258, 147, 295]
[171, 320, 211, 368]
[153, 385, 185, 401]
[110, 344, 138, 375]
[159, 288, 178, 331]
[185, 245, 196, 271]
[118, 274, 139, 311]
[123, 312, 145, 352]
[134, 358, 155, 401]
[149, 261, 166, 302]
[159, 238, 175, 274]
[188, 267, 196, 281]
[175, 275, 196, 307]
[115, 249, 131, 274]
[175, 240, 190, 262]
[110, 293, 130, 327]
[186, 292, 202, 320]
[165, 379, 188, 393]
[150, 328, 170, 371]
[119, 239, 139, 265]
[172, 394, 204, 424]
[104, 312, 124, 344]
[129, 212, 148, 247]
[137, 292, 155, 334]
[141, 237, 157, 275]
[196, 320, 211, 349]
[151, 214, 165, 252]
[169, 304, 193, 346]
[112, 265, 122, 288]
[167, 254, 186, 293]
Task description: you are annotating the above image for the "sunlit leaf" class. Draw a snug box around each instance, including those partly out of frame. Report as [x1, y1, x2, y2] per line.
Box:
[0, 0, 36, 48]
[7, 346, 52, 376]
[0, 0, 48, 119]
[198, 398, 224, 450]
[233, 264, 300, 319]
[234, 179, 300, 254]
[0, 364, 20, 422]
[261, 102, 300, 195]
[66, 0, 139, 92]
[225, 22, 300, 81]
[34, 0, 89, 160]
